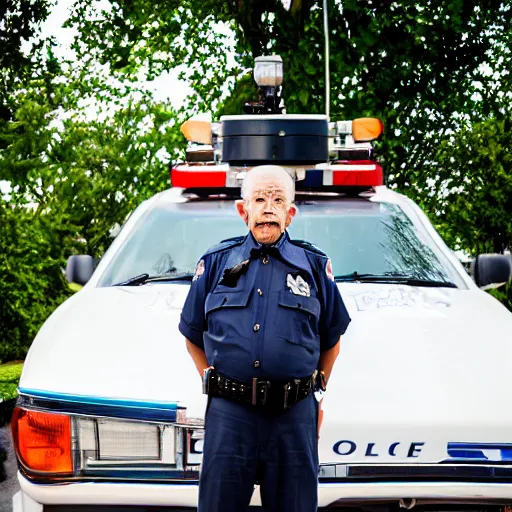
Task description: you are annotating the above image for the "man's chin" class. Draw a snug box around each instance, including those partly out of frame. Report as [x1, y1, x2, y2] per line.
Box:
[252, 225, 282, 245]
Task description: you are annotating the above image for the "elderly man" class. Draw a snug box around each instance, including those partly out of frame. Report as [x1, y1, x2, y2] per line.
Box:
[179, 165, 351, 512]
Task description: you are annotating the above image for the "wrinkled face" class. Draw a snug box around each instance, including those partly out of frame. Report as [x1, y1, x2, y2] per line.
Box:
[236, 176, 296, 244]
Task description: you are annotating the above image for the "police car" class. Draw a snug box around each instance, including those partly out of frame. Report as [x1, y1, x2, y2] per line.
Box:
[11, 56, 512, 512]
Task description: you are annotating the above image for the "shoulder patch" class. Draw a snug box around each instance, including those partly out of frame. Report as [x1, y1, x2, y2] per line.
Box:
[325, 258, 334, 281]
[290, 239, 328, 258]
[193, 259, 205, 281]
[202, 236, 245, 257]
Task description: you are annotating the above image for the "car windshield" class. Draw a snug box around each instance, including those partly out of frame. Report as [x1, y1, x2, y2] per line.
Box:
[97, 196, 464, 287]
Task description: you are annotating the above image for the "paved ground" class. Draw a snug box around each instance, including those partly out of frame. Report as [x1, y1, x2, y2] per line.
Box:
[0, 426, 17, 512]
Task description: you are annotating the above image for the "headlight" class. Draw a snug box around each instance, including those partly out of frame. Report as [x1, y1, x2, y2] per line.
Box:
[79, 417, 161, 462]
[12, 406, 203, 482]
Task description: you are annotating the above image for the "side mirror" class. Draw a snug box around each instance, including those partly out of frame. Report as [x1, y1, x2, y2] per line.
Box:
[66, 255, 95, 286]
[471, 254, 512, 290]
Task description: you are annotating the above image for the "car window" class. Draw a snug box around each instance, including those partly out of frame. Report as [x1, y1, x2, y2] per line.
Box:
[97, 198, 464, 287]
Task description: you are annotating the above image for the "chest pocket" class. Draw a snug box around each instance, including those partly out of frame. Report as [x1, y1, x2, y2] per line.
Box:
[205, 286, 252, 339]
[205, 285, 251, 316]
[275, 290, 320, 349]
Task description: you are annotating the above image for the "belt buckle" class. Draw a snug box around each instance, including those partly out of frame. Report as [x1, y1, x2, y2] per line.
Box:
[252, 378, 269, 406]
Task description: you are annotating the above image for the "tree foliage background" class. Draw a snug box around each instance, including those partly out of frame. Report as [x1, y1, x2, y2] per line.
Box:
[1, 0, 512, 361]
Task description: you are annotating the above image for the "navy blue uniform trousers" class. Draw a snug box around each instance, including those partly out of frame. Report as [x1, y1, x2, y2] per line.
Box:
[198, 394, 318, 512]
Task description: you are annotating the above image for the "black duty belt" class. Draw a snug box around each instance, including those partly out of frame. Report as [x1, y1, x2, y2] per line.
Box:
[203, 369, 315, 411]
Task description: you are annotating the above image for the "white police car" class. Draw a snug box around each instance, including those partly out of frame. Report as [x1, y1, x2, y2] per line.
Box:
[11, 58, 512, 512]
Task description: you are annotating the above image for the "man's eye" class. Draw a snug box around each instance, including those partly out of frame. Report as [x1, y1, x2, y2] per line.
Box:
[275, 198, 283, 204]
[256, 197, 265, 203]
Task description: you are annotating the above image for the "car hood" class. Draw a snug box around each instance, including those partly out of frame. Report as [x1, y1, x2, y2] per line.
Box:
[20, 282, 512, 463]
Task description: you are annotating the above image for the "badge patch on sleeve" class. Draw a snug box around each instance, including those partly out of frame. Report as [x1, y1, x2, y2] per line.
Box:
[193, 259, 205, 281]
[325, 258, 334, 281]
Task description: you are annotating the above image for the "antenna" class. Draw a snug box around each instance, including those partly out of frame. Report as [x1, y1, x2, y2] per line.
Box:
[322, 0, 330, 119]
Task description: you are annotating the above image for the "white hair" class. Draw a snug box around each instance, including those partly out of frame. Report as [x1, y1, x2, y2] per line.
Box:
[240, 165, 295, 204]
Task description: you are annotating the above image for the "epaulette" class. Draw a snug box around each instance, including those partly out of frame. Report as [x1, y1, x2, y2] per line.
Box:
[202, 236, 245, 257]
[290, 239, 328, 258]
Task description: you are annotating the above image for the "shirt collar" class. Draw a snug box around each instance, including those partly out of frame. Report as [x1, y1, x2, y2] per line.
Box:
[226, 230, 313, 276]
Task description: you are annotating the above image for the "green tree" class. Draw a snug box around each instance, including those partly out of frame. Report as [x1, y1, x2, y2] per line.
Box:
[421, 113, 512, 256]
[0, 0, 55, 121]
[2, 44, 185, 249]
[68, 0, 512, 184]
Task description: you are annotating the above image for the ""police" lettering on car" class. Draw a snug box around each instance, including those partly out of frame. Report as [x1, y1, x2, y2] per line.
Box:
[333, 441, 425, 458]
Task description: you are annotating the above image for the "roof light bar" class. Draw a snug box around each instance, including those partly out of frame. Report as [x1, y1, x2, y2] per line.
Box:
[171, 161, 383, 189]
[176, 94, 385, 192]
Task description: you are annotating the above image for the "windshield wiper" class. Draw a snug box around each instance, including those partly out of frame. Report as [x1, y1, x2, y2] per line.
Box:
[335, 272, 457, 288]
[113, 272, 194, 286]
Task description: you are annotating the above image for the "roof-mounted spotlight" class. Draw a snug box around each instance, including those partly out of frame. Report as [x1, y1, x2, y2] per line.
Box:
[244, 55, 284, 115]
[254, 55, 283, 88]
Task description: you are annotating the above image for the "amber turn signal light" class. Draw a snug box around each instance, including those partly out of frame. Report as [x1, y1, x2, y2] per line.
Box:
[11, 407, 72, 474]
[352, 118, 384, 143]
[180, 119, 212, 145]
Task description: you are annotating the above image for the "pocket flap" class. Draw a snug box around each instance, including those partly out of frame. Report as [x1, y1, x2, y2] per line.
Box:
[278, 290, 320, 318]
[205, 289, 251, 314]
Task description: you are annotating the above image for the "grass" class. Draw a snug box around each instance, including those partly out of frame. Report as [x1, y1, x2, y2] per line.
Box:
[0, 362, 23, 402]
[69, 282, 83, 293]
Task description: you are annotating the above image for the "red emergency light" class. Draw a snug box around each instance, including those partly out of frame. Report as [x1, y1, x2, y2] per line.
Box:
[331, 161, 383, 187]
[170, 160, 383, 189]
[171, 164, 230, 188]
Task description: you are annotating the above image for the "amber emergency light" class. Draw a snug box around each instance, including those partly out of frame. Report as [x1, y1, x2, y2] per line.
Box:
[352, 118, 384, 143]
[180, 119, 212, 145]
[12, 407, 73, 474]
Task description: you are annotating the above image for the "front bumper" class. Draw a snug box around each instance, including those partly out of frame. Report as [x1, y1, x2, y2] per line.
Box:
[14, 472, 512, 512]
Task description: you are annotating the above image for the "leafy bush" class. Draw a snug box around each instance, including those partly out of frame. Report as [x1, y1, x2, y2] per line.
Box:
[0, 362, 23, 401]
[0, 204, 73, 362]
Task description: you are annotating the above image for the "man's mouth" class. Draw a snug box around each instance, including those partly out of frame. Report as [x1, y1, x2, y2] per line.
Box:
[256, 221, 279, 228]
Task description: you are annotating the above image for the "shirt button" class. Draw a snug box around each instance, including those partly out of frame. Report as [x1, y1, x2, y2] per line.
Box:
[257, 289, 263, 296]
[253, 360, 260, 368]
[253, 323, 260, 332]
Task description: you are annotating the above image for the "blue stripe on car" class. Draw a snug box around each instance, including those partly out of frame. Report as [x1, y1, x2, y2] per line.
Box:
[446, 442, 512, 462]
[17, 387, 181, 422]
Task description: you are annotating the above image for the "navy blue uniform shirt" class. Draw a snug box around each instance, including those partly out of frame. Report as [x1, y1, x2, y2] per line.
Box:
[179, 231, 351, 382]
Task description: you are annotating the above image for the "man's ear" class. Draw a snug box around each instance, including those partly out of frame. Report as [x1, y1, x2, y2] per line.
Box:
[285, 204, 297, 228]
[235, 200, 249, 225]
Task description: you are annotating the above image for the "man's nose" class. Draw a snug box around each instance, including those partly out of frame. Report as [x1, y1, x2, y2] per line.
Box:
[263, 197, 274, 211]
